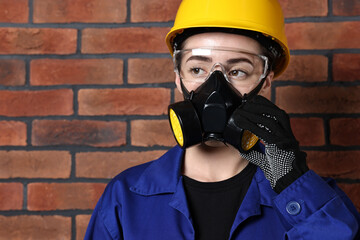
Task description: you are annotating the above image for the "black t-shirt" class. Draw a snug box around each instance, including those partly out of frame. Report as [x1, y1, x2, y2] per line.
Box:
[182, 163, 257, 240]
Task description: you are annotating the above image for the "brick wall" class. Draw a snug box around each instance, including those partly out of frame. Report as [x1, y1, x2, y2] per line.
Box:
[0, 0, 359, 239]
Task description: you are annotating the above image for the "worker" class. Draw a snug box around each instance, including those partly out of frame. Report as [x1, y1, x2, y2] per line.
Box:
[85, 0, 360, 239]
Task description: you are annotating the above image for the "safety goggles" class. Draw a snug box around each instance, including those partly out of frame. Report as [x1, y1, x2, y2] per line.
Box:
[173, 48, 269, 88]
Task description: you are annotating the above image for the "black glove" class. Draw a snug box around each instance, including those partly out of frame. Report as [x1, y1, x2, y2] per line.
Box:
[229, 95, 308, 193]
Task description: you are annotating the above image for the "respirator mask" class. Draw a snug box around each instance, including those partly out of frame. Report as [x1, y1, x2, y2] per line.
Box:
[168, 48, 269, 152]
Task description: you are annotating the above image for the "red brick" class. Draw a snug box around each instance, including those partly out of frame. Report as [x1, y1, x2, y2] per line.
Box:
[28, 183, 106, 210]
[0, 183, 23, 210]
[131, 0, 181, 22]
[130, 0, 329, 21]
[276, 86, 360, 114]
[333, 0, 360, 16]
[279, 0, 327, 18]
[128, 58, 174, 84]
[307, 151, 360, 179]
[0, 59, 25, 86]
[333, 54, 360, 82]
[131, 120, 176, 147]
[0, 0, 28, 23]
[31, 59, 123, 86]
[290, 118, 325, 146]
[82, 27, 170, 54]
[337, 183, 360, 212]
[0, 151, 71, 178]
[286, 22, 360, 50]
[33, 0, 126, 23]
[0, 89, 73, 117]
[0, 215, 71, 239]
[76, 215, 91, 240]
[0, 121, 26, 146]
[0, 28, 77, 54]
[330, 118, 360, 146]
[276, 55, 328, 82]
[76, 150, 165, 178]
[78, 88, 170, 116]
[32, 120, 126, 147]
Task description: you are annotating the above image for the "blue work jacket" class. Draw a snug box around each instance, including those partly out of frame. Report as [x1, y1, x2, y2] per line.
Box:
[85, 146, 360, 239]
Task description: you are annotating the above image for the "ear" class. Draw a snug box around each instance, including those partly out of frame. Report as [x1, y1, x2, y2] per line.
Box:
[175, 72, 183, 94]
[259, 71, 273, 96]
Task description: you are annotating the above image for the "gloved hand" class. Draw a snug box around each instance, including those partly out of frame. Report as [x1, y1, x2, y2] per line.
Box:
[229, 95, 308, 193]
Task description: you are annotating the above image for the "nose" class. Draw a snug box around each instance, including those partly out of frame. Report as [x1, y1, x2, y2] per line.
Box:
[211, 63, 226, 73]
[210, 63, 231, 83]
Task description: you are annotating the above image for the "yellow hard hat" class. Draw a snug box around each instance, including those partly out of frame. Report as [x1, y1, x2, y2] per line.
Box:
[165, 0, 289, 77]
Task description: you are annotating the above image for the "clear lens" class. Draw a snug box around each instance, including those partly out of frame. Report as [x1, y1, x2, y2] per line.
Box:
[174, 48, 268, 88]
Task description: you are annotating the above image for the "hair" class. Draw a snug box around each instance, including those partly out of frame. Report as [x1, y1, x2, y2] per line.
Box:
[173, 27, 284, 72]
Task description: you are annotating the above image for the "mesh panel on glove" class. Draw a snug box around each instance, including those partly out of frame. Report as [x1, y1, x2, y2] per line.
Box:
[240, 143, 295, 189]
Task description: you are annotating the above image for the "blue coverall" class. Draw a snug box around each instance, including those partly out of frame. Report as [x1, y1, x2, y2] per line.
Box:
[85, 146, 360, 239]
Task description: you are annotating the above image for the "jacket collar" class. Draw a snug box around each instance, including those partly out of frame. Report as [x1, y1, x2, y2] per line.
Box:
[229, 167, 277, 237]
[130, 145, 277, 206]
[130, 146, 184, 195]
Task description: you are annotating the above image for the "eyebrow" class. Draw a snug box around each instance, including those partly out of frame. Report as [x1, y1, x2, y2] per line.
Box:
[185, 55, 212, 63]
[226, 58, 254, 66]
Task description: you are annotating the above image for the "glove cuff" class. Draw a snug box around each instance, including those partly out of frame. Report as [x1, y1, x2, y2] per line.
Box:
[274, 151, 309, 193]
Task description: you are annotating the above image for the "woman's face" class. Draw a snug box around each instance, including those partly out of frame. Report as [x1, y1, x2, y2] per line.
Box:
[175, 32, 273, 96]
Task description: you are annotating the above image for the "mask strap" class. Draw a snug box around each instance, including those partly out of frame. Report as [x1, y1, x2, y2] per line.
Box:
[180, 78, 193, 100]
[243, 76, 267, 101]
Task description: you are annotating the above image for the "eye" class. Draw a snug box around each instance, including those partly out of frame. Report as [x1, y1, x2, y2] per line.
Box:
[228, 70, 247, 78]
[190, 67, 206, 76]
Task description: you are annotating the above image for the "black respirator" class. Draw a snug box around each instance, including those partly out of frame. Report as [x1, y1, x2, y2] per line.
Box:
[168, 70, 265, 152]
